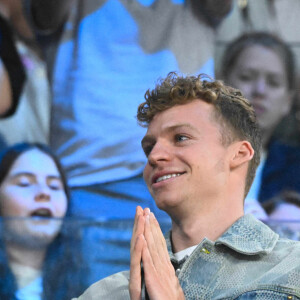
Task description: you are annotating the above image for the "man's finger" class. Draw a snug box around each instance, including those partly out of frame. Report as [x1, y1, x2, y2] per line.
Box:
[129, 234, 145, 300]
[150, 212, 170, 263]
[131, 206, 145, 253]
[144, 213, 162, 270]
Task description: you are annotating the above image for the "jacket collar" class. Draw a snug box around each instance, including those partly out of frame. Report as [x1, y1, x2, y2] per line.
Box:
[215, 214, 278, 255]
[166, 214, 279, 259]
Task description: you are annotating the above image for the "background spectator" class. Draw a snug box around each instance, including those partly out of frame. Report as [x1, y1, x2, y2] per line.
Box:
[0, 0, 50, 149]
[219, 32, 300, 208]
[0, 143, 86, 299]
[216, 0, 300, 78]
[215, 0, 300, 146]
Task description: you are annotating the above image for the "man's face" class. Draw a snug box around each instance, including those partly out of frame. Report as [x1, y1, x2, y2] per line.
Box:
[142, 100, 232, 212]
[227, 45, 291, 137]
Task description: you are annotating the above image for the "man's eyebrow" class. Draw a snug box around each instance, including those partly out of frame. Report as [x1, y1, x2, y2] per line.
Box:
[164, 123, 200, 133]
[141, 123, 200, 147]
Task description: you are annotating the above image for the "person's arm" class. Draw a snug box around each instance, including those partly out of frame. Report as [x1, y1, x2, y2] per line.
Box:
[28, 0, 75, 31]
[0, 59, 12, 116]
[0, 14, 25, 117]
[129, 207, 185, 300]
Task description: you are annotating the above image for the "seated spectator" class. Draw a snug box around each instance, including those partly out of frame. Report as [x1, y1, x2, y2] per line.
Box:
[0, 143, 86, 299]
[219, 32, 300, 206]
[73, 73, 300, 300]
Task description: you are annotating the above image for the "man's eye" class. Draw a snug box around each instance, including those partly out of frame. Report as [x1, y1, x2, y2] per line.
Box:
[175, 134, 189, 142]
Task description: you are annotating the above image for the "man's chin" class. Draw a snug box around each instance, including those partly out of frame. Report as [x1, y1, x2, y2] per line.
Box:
[154, 196, 180, 212]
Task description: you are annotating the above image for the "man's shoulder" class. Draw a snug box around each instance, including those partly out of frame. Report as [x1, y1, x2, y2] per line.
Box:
[72, 270, 130, 300]
[273, 237, 300, 259]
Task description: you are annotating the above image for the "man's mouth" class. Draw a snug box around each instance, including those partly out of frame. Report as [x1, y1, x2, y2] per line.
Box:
[155, 173, 183, 183]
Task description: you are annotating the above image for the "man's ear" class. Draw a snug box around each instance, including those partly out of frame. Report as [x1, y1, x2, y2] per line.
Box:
[230, 141, 254, 170]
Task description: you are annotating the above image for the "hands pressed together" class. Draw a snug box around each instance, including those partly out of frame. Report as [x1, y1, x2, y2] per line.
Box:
[129, 206, 185, 300]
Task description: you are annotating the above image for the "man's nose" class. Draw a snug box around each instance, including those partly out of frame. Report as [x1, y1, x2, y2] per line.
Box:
[148, 141, 172, 166]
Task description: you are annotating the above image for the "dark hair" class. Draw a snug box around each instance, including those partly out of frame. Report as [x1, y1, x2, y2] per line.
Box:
[0, 142, 70, 201]
[220, 32, 295, 90]
[0, 143, 86, 299]
[137, 72, 262, 198]
[263, 190, 300, 216]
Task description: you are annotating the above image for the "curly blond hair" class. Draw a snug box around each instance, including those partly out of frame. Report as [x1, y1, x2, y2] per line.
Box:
[137, 72, 262, 198]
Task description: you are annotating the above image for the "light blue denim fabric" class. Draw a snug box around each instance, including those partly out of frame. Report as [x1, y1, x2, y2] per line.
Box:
[167, 214, 300, 299]
[74, 214, 300, 299]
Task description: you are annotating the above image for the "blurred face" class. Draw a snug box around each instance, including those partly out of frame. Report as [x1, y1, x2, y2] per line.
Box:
[142, 100, 232, 213]
[227, 45, 292, 140]
[0, 149, 68, 248]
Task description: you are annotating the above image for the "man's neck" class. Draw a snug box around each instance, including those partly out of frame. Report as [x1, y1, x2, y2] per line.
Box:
[170, 204, 244, 253]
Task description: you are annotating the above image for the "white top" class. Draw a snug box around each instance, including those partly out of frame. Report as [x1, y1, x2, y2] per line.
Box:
[174, 245, 198, 261]
[10, 262, 43, 300]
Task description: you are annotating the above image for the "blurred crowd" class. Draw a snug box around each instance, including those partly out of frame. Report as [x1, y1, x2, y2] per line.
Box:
[0, 0, 300, 298]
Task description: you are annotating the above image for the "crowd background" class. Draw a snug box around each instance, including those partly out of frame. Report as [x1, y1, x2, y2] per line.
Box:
[0, 0, 300, 298]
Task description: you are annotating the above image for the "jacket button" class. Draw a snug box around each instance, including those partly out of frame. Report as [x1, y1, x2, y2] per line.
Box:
[201, 247, 210, 254]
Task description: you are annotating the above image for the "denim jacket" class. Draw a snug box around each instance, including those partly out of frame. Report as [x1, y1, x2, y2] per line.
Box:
[74, 214, 300, 299]
[167, 214, 300, 299]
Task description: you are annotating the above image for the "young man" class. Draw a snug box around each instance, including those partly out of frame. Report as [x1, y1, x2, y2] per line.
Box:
[74, 73, 300, 299]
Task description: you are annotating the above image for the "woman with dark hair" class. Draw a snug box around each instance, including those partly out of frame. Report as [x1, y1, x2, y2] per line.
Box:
[0, 142, 86, 299]
[220, 32, 295, 148]
[219, 32, 300, 211]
